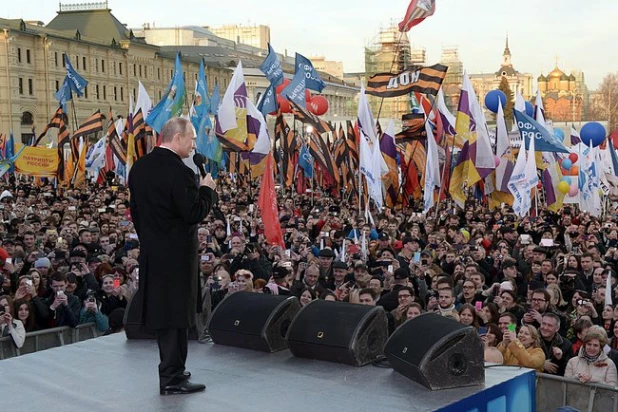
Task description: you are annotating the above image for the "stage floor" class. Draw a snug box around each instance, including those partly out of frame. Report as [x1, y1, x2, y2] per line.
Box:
[4, 333, 531, 412]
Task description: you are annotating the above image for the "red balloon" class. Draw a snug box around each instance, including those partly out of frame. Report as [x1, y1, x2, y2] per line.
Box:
[275, 78, 291, 95]
[568, 153, 578, 163]
[277, 95, 292, 113]
[305, 89, 312, 102]
[308, 95, 329, 116]
[537, 181, 543, 189]
[611, 129, 618, 148]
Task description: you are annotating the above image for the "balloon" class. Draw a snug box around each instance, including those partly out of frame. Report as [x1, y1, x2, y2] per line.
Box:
[569, 166, 579, 176]
[524, 101, 534, 117]
[305, 89, 312, 102]
[484, 90, 507, 114]
[494, 155, 501, 167]
[561, 176, 572, 185]
[599, 188, 604, 196]
[537, 182, 543, 189]
[568, 184, 578, 197]
[562, 159, 572, 170]
[277, 95, 292, 113]
[568, 153, 578, 163]
[611, 129, 618, 148]
[580, 122, 606, 148]
[275, 78, 291, 95]
[554, 128, 565, 141]
[557, 181, 570, 195]
[308, 95, 329, 116]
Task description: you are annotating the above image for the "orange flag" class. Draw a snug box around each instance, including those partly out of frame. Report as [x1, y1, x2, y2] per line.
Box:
[257, 153, 285, 248]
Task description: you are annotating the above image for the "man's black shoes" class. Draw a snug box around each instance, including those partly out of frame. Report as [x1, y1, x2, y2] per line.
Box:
[160, 380, 206, 395]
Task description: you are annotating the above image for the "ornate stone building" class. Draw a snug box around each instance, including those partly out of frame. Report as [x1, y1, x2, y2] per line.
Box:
[537, 63, 588, 122]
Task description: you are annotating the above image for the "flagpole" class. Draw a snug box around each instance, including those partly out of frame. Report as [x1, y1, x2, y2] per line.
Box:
[376, 30, 406, 120]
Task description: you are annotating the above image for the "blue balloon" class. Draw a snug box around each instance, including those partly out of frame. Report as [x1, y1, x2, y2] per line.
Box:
[554, 128, 565, 141]
[561, 176, 572, 185]
[562, 159, 572, 170]
[485, 90, 507, 114]
[580, 122, 606, 147]
[525, 101, 534, 117]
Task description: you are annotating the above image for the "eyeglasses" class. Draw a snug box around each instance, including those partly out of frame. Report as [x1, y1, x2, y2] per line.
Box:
[398, 294, 412, 299]
[531, 298, 546, 303]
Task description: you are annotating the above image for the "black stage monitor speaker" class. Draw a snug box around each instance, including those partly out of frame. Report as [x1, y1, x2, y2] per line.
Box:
[285, 300, 388, 366]
[207, 291, 301, 352]
[124, 288, 156, 339]
[384, 313, 485, 390]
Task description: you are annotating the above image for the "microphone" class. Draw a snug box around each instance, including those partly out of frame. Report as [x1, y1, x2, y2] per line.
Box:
[192, 153, 207, 178]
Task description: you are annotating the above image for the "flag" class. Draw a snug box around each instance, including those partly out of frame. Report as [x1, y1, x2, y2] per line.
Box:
[544, 157, 565, 213]
[508, 145, 531, 217]
[217, 61, 246, 134]
[259, 44, 284, 86]
[245, 98, 271, 177]
[571, 125, 582, 146]
[135, 81, 153, 116]
[73, 110, 104, 139]
[424, 120, 440, 213]
[298, 144, 314, 179]
[495, 101, 515, 192]
[146, 53, 186, 133]
[35, 107, 68, 146]
[74, 137, 88, 189]
[54, 77, 72, 113]
[295, 53, 325, 92]
[309, 132, 339, 186]
[210, 83, 220, 115]
[276, 112, 297, 186]
[514, 110, 570, 153]
[346, 120, 359, 168]
[193, 59, 211, 118]
[85, 135, 107, 174]
[366, 64, 447, 98]
[258, 153, 285, 248]
[524, 129, 539, 200]
[289, 100, 332, 134]
[437, 89, 462, 148]
[282, 70, 307, 108]
[609, 138, 618, 178]
[398, 0, 436, 32]
[579, 142, 601, 216]
[380, 120, 400, 208]
[64, 54, 88, 96]
[257, 83, 278, 117]
[0, 145, 26, 179]
[6, 131, 14, 173]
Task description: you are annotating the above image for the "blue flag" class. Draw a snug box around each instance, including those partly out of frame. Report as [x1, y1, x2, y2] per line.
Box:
[146, 53, 186, 133]
[298, 144, 314, 178]
[296, 53, 325, 92]
[54, 77, 72, 113]
[259, 44, 284, 86]
[210, 83, 220, 115]
[514, 110, 570, 153]
[282, 72, 306, 108]
[257, 83, 278, 117]
[64, 54, 88, 96]
[194, 59, 211, 118]
[609, 138, 618, 178]
[7, 131, 15, 173]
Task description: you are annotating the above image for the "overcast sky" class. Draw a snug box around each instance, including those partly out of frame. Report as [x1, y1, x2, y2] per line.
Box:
[5, 0, 617, 89]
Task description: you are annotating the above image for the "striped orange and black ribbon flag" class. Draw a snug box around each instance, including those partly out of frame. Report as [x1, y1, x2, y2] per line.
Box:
[73, 110, 104, 140]
[346, 120, 359, 170]
[309, 131, 339, 187]
[35, 107, 69, 146]
[365, 64, 448, 98]
[289, 100, 332, 134]
[275, 111, 298, 187]
[132, 108, 148, 159]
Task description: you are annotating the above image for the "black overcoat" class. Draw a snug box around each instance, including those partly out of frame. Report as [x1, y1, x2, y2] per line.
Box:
[129, 147, 217, 329]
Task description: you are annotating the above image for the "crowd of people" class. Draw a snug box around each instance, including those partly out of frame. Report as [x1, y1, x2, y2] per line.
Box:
[1, 173, 618, 388]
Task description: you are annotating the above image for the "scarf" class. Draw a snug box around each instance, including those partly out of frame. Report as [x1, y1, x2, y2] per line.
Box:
[581, 350, 602, 364]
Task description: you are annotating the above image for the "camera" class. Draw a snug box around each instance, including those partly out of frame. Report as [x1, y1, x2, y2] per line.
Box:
[577, 299, 589, 306]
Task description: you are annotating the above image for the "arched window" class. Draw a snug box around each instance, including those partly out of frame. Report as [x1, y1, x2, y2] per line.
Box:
[21, 111, 33, 125]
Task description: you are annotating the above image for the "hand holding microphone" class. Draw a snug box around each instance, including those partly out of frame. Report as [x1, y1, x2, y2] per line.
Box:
[193, 153, 217, 190]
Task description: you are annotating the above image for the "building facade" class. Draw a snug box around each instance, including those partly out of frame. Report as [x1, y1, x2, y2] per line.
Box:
[469, 37, 534, 113]
[207, 24, 270, 50]
[537, 64, 588, 123]
[439, 47, 463, 112]
[310, 56, 344, 80]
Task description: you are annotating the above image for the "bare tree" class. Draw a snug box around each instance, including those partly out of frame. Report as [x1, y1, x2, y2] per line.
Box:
[593, 73, 618, 131]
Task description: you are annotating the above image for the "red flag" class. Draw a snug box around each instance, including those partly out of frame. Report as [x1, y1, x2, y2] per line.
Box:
[398, 0, 436, 32]
[258, 154, 285, 248]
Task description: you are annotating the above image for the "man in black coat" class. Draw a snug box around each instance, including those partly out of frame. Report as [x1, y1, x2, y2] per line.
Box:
[129, 117, 217, 396]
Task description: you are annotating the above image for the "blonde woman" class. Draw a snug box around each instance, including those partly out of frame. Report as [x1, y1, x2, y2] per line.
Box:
[565, 326, 618, 387]
[497, 324, 546, 372]
[546, 284, 567, 309]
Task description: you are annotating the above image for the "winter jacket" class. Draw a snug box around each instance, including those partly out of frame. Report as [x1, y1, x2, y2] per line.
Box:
[497, 340, 546, 372]
[565, 348, 618, 387]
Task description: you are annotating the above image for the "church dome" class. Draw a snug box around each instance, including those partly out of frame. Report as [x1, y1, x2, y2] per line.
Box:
[560, 73, 570, 81]
[548, 66, 565, 79]
[538, 74, 547, 82]
[569, 74, 576, 81]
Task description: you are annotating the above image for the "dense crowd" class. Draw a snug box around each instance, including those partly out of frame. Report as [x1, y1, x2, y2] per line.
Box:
[1, 173, 618, 387]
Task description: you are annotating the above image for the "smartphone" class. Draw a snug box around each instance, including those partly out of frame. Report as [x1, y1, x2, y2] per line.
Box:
[507, 324, 516, 332]
[98, 208, 106, 213]
[5, 258, 12, 265]
[113, 278, 120, 288]
[201, 255, 210, 262]
[68, 206, 76, 211]
[25, 279, 33, 287]
[249, 204, 254, 213]
[387, 265, 394, 273]
[475, 301, 483, 311]
[285, 249, 291, 259]
[413, 252, 421, 263]
[206, 235, 212, 243]
[129, 234, 138, 240]
[478, 327, 487, 336]
[540, 239, 554, 247]
[519, 234, 532, 245]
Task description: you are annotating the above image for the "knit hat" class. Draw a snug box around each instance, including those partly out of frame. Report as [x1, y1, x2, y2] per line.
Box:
[34, 257, 51, 268]
[459, 229, 470, 241]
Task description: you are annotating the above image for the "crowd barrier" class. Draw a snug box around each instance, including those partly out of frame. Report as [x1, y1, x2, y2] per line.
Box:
[537, 372, 618, 412]
[0, 323, 103, 360]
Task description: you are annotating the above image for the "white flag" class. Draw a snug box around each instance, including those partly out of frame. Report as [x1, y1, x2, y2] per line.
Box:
[524, 130, 538, 200]
[218, 62, 244, 133]
[508, 144, 531, 217]
[423, 122, 440, 213]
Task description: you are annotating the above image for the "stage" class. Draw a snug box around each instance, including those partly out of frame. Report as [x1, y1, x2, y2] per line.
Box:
[4, 333, 536, 412]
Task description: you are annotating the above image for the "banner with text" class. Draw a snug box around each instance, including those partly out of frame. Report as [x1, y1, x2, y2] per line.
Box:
[15, 146, 59, 177]
[365, 64, 448, 98]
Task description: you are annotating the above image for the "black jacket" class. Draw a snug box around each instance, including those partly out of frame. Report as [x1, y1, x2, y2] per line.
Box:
[542, 333, 574, 376]
[129, 147, 217, 330]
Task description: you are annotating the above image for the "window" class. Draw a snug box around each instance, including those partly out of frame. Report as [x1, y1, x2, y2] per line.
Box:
[26, 49, 31, 64]
[114, 86, 117, 101]
[95, 59, 99, 72]
[21, 134, 34, 145]
[101, 59, 105, 73]
[17, 48, 21, 63]
[159, 90, 162, 100]
[133, 64, 136, 76]
[18, 78, 23, 94]
[85, 85, 88, 99]
[119, 62, 123, 75]
[75, 55, 79, 69]
[103, 85, 106, 100]
[96, 85, 100, 100]
[21, 111, 34, 125]
[113, 61, 116, 75]
[55, 80, 59, 91]
[28, 78, 33, 95]
[83, 57, 87, 71]
[157, 67, 160, 80]
[120, 87, 124, 102]
[170, 70, 173, 79]
[139, 65, 142, 77]
[54, 52, 58, 67]
[133, 88, 136, 99]
[62, 53, 66, 66]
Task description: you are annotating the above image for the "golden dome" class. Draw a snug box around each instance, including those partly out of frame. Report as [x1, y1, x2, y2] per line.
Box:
[548, 66, 565, 79]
